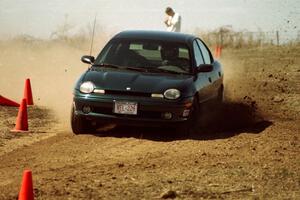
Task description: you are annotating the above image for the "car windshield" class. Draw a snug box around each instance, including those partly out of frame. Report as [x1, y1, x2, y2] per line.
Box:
[94, 39, 191, 74]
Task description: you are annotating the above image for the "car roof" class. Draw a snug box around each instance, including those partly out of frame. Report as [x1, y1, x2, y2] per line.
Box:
[113, 30, 197, 44]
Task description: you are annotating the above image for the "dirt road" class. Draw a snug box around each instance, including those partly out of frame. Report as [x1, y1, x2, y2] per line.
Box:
[0, 42, 299, 199]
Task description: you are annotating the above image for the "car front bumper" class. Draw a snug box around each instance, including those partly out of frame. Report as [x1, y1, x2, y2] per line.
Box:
[73, 91, 194, 127]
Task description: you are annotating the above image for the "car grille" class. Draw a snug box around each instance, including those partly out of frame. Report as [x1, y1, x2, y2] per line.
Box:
[105, 90, 151, 97]
[92, 107, 112, 115]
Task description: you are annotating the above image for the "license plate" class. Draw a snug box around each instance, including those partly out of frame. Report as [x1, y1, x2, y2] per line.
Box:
[113, 101, 138, 115]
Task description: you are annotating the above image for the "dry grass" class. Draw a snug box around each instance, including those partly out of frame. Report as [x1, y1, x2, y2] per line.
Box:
[194, 28, 300, 49]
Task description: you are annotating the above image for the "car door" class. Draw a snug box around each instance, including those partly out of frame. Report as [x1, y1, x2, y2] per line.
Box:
[192, 40, 212, 103]
[196, 39, 222, 99]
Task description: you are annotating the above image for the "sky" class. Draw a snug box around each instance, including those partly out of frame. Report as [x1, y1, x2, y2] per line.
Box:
[0, 0, 299, 39]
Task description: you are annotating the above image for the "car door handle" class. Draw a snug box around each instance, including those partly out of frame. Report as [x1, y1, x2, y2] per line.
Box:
[208, 77, 212, 83]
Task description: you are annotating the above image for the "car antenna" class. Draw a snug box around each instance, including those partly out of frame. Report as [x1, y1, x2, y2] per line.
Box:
[89, 14, 97, 56]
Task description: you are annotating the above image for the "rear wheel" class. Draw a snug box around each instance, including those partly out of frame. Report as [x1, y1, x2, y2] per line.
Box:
[71, 106, 93, 135]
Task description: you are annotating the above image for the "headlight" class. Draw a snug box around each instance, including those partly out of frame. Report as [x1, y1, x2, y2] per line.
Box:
[79, 81, 95, 94]
[164, 89, 181, 100]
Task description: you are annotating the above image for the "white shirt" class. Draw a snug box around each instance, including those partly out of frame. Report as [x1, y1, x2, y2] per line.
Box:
[166, 13, 181, 32]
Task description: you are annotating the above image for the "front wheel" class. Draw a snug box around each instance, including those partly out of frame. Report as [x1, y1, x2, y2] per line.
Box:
[176, 96, 201, 136]
[71, 106, 92, 135]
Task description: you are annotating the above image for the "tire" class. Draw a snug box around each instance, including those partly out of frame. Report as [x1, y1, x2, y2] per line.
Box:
[176, 96, 201, 136]
[71, 106, 92, 135]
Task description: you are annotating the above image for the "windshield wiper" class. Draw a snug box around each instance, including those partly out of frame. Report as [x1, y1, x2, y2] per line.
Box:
[94, 63, 148, 72]
[93, 63, 121, 69]
[123, 66, 148, 72]
[147, 68, 186, 75]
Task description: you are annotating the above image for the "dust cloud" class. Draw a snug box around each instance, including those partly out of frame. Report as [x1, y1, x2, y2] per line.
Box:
[0, 38, 108, 129]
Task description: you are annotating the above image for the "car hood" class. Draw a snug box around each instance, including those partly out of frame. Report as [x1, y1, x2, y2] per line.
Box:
[80, 68, 194, 95]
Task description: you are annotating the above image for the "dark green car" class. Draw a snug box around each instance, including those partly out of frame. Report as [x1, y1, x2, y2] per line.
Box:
[71, 30, 224, 134]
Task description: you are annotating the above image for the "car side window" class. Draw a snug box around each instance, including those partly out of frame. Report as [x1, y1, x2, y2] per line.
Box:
[196, 39, 212, 64]
[193, 40, 204, 67]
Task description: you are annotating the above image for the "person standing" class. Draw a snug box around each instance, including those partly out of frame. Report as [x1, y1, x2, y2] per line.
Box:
[164, 7, 181, 32]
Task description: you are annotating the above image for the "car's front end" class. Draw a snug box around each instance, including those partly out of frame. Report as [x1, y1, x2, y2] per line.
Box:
[72, 71, 195, 128]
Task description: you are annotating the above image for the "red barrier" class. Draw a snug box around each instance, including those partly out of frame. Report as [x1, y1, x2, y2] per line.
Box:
[0, 95, 20, 107]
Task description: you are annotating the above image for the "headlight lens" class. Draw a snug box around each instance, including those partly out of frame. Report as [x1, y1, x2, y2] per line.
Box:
[164, 89, 181, 100]
[79, 81, 95, 94]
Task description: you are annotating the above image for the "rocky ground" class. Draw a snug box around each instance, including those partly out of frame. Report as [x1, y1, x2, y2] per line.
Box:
[0, 43, 299, 199]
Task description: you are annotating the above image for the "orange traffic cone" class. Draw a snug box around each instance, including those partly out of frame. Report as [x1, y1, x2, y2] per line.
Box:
[11, 99, 28, 132]
[214, 46, 222, 59]
[18, 170, 34, 200]
[214, 46, 219, 58]
[218, 46, 222, 58]
[24, 79, 34, 105]
[0, 95, 20, 107]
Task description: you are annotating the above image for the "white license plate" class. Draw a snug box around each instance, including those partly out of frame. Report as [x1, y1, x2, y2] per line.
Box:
[113, 101, 138, 115]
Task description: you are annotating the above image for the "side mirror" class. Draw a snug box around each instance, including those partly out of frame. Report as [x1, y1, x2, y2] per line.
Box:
[81, 55, 95, 64]
[197, 64, 213, 73]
